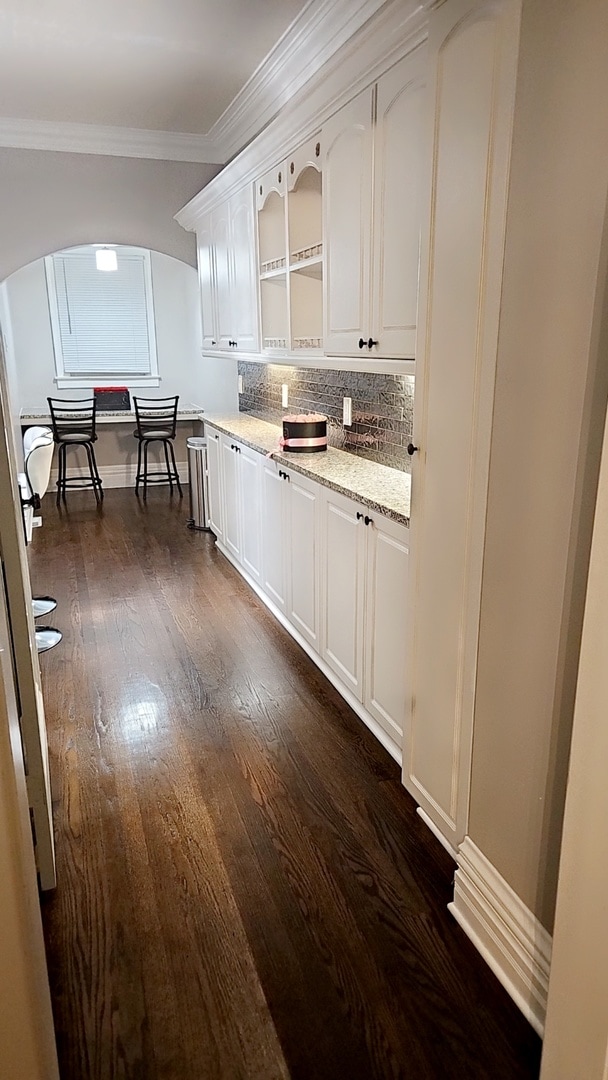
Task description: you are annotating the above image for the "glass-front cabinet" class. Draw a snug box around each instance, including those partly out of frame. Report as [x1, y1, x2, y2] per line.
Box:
[256, 136, 323, 357]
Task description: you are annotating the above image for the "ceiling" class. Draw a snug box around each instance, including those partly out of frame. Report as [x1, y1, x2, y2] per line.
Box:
[0, 0, 309, 135]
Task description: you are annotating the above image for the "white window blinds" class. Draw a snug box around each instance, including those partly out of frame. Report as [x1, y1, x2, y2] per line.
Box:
[48, 248, 156, 377]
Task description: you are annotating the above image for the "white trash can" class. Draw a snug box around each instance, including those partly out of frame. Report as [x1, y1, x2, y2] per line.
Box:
[187, 438, 210, 530]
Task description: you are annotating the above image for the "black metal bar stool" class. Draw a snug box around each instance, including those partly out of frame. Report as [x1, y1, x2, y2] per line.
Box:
[133, 396, 183, 500]
[47, 397, 103, 505]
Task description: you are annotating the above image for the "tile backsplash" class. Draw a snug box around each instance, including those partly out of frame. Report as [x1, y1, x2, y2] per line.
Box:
[238, 361, 415, 472]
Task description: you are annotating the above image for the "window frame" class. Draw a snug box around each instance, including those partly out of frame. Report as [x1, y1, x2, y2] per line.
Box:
[45, 247, 161, 389]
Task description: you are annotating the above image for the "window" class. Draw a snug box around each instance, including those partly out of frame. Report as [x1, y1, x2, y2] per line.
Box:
[45, 246, 159, 388]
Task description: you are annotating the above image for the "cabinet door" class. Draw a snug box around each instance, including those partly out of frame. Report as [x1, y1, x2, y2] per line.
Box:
[220, 435, 241, 562]
[260, 459, 287, 614]
[230, 187, 258, 352]
[286, 469, 320, 652]
[372, 52, 426, 359]
[197, 216, 218, 351]
[403, 0, 521, 849]
[212, 205, 233, 350]
[364, 514, 410, 746]
[205, 428, 223, 542]
[239, 444, 262, 584]
[321, 490, 366, 698]
[323, 88, 374, 356]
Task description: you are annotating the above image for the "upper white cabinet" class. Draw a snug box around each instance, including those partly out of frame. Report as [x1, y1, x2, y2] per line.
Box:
[257, 137, 323, 355]
[324, 50, 425, 359]
[196, 187, 258, 354]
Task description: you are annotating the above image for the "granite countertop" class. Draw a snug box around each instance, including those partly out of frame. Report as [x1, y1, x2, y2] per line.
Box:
[20, 407, 202, 423]
[204, 414, 411, 527]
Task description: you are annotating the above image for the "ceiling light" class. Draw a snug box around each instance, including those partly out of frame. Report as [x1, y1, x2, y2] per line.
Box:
[96, 248, 117, 272]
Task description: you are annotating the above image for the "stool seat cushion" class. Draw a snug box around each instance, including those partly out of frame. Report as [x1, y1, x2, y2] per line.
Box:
[56, 432, 95, 443]
[134, 429, 173, 439]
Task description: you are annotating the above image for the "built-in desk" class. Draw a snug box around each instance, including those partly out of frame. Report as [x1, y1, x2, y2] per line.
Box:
[20, 408, 205, 489]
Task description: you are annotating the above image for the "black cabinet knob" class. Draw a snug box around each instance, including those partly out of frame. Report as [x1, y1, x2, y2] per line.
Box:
[367, 338, 378, 349]
[356, 511, 364, 520]
[358, 338, 366, 350]
[364, 515, 373, 527]
[211, 339, 216, 345]
[407, 443, 419, 456]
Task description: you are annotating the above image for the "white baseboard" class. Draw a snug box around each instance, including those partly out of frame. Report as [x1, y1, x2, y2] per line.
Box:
[50, 461, 188, 489]
[449, 837, 552, 1036]
[214, 539, 402, 767]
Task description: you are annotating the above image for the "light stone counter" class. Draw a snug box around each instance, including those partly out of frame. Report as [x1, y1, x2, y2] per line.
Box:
[204, 414, 411, 527]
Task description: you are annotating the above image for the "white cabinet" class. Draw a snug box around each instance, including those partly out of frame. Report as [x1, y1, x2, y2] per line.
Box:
[205, 427, 224, 542]
[196, 217, 218, 351]
[321, 489, 410, 746]
[324, 50, 425, 359]
[257, 138, 323, 355]
[403, 0, 521, 849]
[208, 425, 409, 760]
[197, 187, 258, 354]
[321, 489, 366, 696]
[285, 468, 321, 652]
[219, 433, 262, 581]
[260, 456, 288, 613]
[239, 442, 263, 585]
[260, 457, 321, 649]
[364, 512, 410, 745]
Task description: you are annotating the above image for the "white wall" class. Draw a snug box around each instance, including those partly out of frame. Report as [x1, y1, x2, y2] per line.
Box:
[0, 148, 221, 281]
[4, 249, 237, 415]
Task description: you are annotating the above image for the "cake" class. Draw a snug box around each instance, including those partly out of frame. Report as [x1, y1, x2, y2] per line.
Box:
[281, 413, 328, 453]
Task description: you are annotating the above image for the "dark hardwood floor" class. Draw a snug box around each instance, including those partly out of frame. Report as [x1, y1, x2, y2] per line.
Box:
[33, 487, 541, 1079]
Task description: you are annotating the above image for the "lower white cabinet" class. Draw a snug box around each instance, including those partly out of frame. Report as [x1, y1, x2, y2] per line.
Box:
[206, 428, 224, 543]
[260, 457, 321, 651]
[321, 489, 410, 746]
[218, 433, 262, 583]
[207, 424, 409, 761]
[321, 489, 366, 697]
[285, 468, 321, 652]
[260, 456, 288, 613]
[364, 511, 410, 745]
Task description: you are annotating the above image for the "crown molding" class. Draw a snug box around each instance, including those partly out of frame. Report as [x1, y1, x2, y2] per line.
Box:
[176, 0, 429, 229]
[0, 117, 225, 164]
[208, 0, 394, 163]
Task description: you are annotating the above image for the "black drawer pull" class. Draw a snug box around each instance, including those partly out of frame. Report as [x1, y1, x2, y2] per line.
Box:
[364, 515, 373, 527]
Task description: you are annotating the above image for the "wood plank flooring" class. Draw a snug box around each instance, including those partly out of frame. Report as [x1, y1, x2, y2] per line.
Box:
[33, 488, 542, 1079]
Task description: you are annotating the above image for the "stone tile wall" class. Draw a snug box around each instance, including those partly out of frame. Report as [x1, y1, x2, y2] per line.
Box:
[238, 361, 415, 472]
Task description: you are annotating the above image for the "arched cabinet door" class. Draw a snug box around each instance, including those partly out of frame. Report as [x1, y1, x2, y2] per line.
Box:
[230, 187, 258, 353]
[323, 87, 374, 357]
[372, 52, 426, 359]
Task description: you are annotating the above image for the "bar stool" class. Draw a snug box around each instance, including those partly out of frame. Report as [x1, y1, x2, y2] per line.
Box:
[133, 396, 183, 499]
[48, 397, 103, 505]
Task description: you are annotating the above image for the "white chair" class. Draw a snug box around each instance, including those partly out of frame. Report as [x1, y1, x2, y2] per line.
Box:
[22, 427, 62, 650]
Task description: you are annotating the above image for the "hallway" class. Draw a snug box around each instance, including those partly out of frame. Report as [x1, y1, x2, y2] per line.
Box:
[34, 489, 541, 1079]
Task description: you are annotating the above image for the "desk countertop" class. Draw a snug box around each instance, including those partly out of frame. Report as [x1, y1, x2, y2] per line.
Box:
[20, 408, 204, 425]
